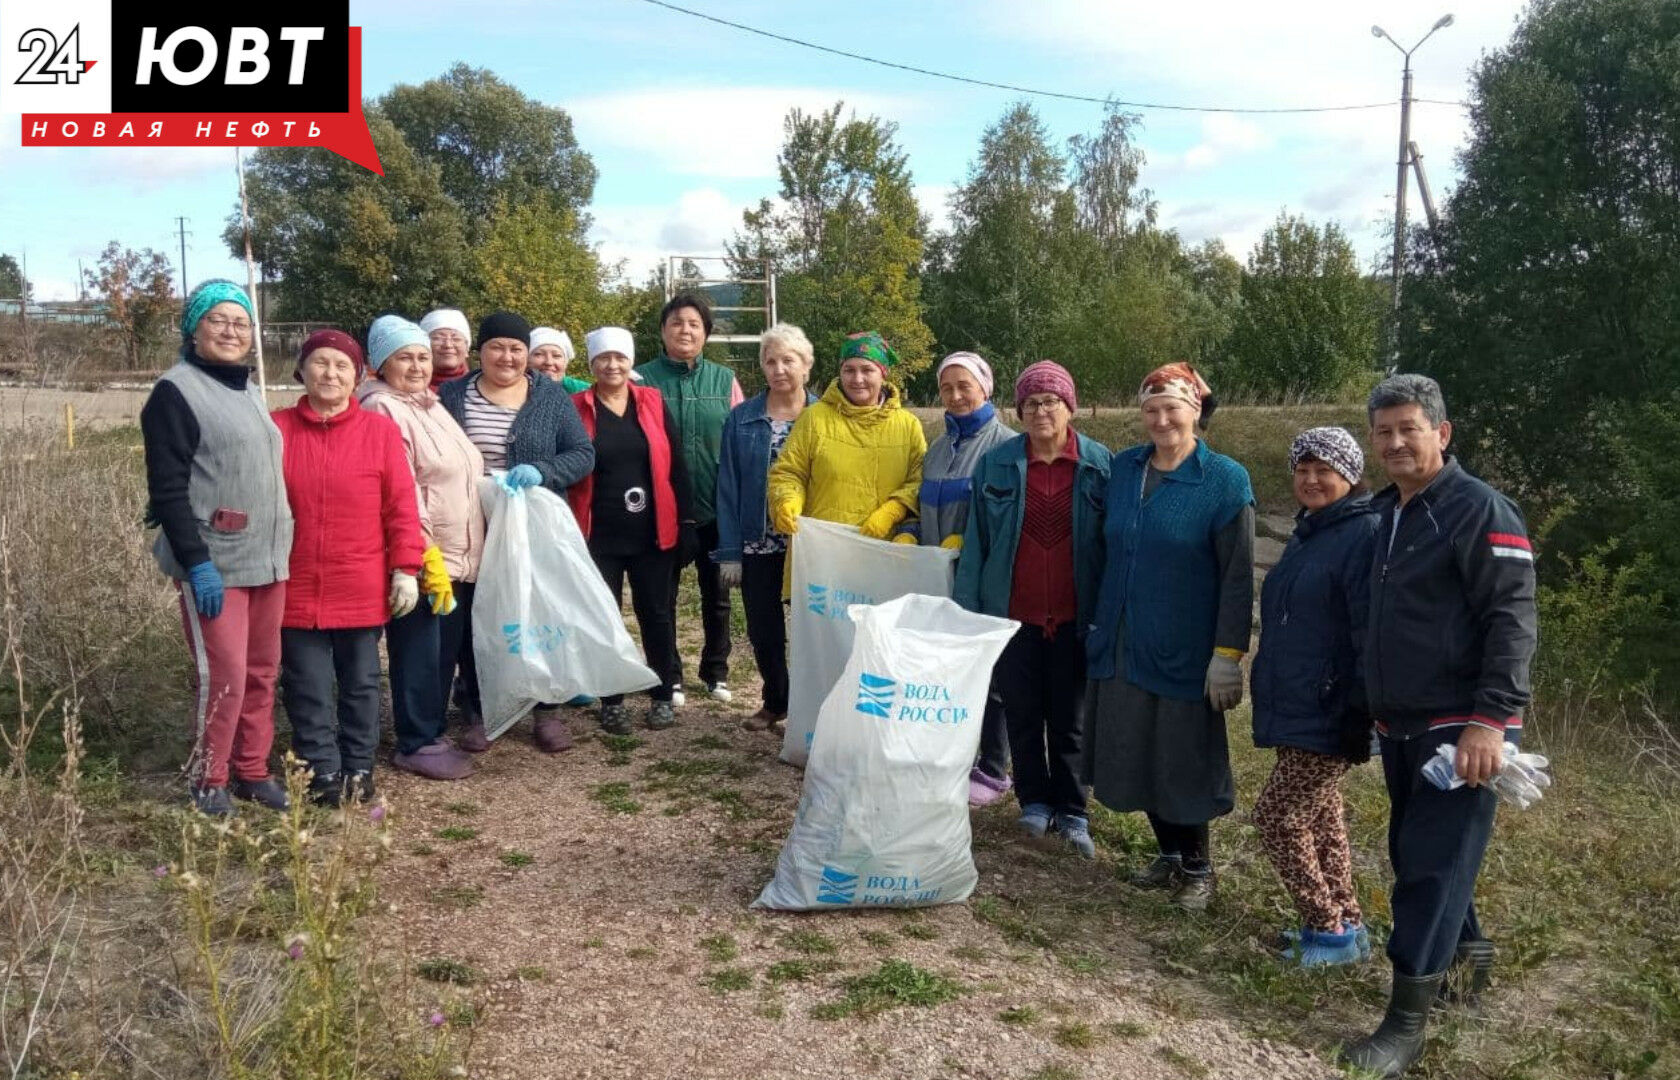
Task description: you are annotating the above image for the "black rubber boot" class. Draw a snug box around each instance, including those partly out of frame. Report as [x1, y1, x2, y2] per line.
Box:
[1340, 969, 1446, 1078]
[1437, 939, 1494, 1010]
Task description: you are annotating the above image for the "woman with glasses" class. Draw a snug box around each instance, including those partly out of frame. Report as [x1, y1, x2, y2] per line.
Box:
[141, 279, 294, 817]
[953, 362, 1111, 857]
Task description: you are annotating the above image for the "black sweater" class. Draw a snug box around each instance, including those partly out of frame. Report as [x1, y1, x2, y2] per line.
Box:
[140, 351, 252, 570]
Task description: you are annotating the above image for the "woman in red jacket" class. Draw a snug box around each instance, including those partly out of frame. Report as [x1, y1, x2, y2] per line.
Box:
[568, 327, 696, 735]
[274, 330, 423, 806]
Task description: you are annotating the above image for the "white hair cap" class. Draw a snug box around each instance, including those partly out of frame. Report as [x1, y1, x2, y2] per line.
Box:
[586, 326, 635, 363]
[420, 308, 471, 343]
[529, 326, 575, 361]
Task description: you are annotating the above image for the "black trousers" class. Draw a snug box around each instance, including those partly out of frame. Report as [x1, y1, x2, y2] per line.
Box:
[671, 519, 732, 687]
[976, 692, 1010, 780]
[445, 581, 481, 720]
[994, 622, 1087, 818]
[386, 604, 443, 755]
[280, 626, 383, 778]
[1381, 728, 1499, 976]
[594, 546, 679, 705]
[740, 551, 789, 714]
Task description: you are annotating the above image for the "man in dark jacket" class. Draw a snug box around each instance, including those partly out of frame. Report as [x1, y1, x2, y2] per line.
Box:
[1342, 374, 1538, 1079]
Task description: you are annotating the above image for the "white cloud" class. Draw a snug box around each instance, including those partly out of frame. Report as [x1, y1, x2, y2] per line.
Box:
[915, 184, 956, 237]
[590, 187, 750, 281]
[566, 86, 919, 179]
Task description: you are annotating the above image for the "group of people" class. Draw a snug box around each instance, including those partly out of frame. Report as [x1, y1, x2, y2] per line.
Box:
[142, 278, 1535, 1080]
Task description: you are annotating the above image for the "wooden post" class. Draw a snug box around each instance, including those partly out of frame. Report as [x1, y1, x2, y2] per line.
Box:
[64, 403, 75, 449]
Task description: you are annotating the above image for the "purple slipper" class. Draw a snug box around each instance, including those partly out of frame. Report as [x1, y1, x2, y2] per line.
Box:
[968, 768, 1012, 807]
[392, 739, 475, 781]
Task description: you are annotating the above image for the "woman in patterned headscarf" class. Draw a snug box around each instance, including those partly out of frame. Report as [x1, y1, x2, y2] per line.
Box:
[766, 332, 926, 557]
[1084, 362, 1255, 911]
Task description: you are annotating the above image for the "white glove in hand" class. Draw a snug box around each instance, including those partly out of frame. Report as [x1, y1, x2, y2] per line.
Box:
[717, 561, 743, 589]
[388, 571, 419, 619]
[1490, 750, 1552, 810]
[1204, 654, 1244, 712]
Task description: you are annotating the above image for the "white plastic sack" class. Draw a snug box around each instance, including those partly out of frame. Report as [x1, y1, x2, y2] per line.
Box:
[754, 594, 1018, 911]
[782, 517, 958, 766]
[472, 479, 659, 738]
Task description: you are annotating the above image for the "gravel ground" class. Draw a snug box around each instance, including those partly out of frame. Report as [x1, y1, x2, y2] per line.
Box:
[372, 654, 1337, 1080]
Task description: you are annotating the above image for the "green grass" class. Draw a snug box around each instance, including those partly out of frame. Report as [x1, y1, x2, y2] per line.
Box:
[1053, 1021, 1098, 1049]
[433, 825, 478, 842]
[898, 922, 940, 941]
[426, 884, 484, 909]
[443, 801, 480, 816]
[588, 781, 642, 815]
[810, 959, 963, 1020]
[700, 932, 738, 963]
[766, 958, 840, 983]
[998, 1004, 1041, 1025]
[625, 946, 658, 960]
[414, 958, 478, 986]
[499, 851, 535, 868]
[858, 929, 896, 949]
[780, 929, 838, 955]
[704, 967, 754, 993]
[1157, 1046, 1208, 1077]
[1023, 1066, 1080, 1080]
[513, 965, 548, 981]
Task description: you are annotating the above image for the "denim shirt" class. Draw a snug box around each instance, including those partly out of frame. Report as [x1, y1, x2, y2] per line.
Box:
[712, 389, 818, 563]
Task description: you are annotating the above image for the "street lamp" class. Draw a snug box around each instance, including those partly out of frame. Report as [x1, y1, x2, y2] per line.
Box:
[1374, 13, 1454, 325]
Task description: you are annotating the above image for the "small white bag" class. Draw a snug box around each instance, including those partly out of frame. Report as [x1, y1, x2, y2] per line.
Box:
[782, 517, 958, 766]
[754, 595, 1018, 911]
[472, 480, 659, 738]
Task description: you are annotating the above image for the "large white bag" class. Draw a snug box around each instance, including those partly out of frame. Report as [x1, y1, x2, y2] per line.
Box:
[472, 480, 659, 738]
[782, 518, 958, 766]
[754, 594, 1018, 911]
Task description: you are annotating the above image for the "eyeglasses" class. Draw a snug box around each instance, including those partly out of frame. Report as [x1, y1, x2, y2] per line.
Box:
[1020, 396, 1066, 415]
[202, 314, 253, 335]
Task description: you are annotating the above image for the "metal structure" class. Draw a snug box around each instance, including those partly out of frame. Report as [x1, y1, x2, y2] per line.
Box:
[663, 255, 776, 351]
[1373, 13, 1454, 319]
[1407, 141, 1441, 237]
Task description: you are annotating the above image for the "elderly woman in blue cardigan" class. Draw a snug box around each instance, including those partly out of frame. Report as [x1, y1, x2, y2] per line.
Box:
[439, 310, 595, 753]
[1084, 362, 1254, 912]
[713, 323, 818, 732]
[954, 362, 1110, 856]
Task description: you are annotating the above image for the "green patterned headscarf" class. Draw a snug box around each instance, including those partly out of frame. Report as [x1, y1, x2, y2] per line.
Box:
[838, 331, 899, 373]
[181, 279, 255, 337]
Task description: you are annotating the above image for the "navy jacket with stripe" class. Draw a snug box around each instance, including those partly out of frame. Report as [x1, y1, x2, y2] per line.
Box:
[1364, 456, 1538, 740]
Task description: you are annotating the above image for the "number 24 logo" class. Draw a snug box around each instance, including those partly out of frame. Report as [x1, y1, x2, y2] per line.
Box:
[15, 26, 94, 85]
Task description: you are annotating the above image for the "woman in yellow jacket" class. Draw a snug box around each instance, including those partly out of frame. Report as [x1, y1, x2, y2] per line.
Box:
[767, 332, 926, 572]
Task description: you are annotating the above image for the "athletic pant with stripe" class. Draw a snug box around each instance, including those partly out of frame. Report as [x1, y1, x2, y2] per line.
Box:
[178, 581, 285, 788]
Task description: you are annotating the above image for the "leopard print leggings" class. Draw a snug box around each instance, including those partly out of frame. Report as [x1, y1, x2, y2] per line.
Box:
[1252, 746, 1362, 933]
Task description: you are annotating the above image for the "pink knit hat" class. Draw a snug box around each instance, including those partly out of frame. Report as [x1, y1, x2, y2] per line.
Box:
[1014, 360, 1077, 413]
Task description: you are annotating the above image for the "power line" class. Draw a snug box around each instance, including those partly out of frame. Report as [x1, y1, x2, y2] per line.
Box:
[638, 0, 1467, 114]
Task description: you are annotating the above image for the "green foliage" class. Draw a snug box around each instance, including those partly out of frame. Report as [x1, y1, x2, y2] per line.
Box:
[733, 103, 935, 377]
[1219, 212, 1380, 400]
[810, 959, 963, 1019]
[0, 253, 26, 299]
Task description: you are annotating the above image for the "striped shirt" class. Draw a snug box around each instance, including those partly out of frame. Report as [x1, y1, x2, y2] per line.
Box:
[461, 381, 518, 473]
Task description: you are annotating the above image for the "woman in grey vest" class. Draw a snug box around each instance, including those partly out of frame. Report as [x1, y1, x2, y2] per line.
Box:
[141, 279, 294, 817]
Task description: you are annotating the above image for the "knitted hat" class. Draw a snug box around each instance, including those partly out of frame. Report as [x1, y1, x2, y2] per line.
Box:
[296, 329, 366, 383]
[1289, 426, 1364, 486]
[586, 327, 635, 363]
[420, 308, 471, 343]
[478, 311, 531, 347]
[1014, 360, 1078, 413]
[839, 331, 899, 374]
[529, 327, 575, 362]
[366, 315, 429, 373]
[181, 279, 254, 337]
[937, 351, 994, 398]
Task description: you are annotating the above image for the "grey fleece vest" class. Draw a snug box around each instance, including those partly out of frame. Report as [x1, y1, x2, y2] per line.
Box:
[150, 362, 293, 587]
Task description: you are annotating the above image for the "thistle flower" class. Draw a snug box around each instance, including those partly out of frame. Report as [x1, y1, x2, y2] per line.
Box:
[428, 1010, 446, 1027]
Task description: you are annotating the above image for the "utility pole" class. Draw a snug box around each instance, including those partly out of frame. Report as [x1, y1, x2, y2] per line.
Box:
[175, 216, 192, 299]
[76, 258, 84, 301]
[235, 148, 266, 401]
[1373, 15, 1455, 345]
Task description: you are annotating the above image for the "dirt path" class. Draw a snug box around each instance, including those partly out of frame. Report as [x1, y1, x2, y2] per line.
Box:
[373, 683, 1335, 1080]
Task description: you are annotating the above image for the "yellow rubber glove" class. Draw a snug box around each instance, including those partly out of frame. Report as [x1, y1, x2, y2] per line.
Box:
[891, 532, 918, 545]
[420, 546, 457, 616]
[859, 501, 909, 540]
[771, 499, 802, 536]
[940, 533, 964, 551]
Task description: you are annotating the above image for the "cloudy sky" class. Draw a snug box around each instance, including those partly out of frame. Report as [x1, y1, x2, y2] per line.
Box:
[0, 0, 1529, 302]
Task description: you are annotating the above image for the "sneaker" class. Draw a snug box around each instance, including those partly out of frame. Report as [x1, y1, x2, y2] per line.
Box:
[392, 740, 474, 781]
[191, 785, 236, 817]
[1016, 803, 1053, 839]
[342, 770, 376, 803]
[647, 700, 677, 730]
[307, 771, 343, 808]
[565, 694, 598, 707]
[707, 682, 733, 703]
[967, 768, 1013, 808]
[1171, 870, 1217, 912]
[1128, 855, 1184, 890]
[230, 776, 291, 811]
[1056, 814, 1096, 859]
[599, 703, 632, 736]
[669, 686, 686, 708]
[532, 707, 574, 753]
[1282, 924, 1363, 967]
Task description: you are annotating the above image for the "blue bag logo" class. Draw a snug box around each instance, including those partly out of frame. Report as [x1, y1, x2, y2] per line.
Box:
[806, 583, 876, 620]
[855, 672, 896, 718]
[503, 623, 565, 655]
[816, 866, 858, 904]
[806, 583, 828, 616]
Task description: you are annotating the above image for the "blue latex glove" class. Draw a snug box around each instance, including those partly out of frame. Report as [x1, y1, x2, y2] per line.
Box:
[186, 561, 224, 618]
[501, 464, 543, 492]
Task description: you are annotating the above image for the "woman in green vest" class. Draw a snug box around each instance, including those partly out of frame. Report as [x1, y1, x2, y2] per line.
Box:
[1084, 362, 1255, 911]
